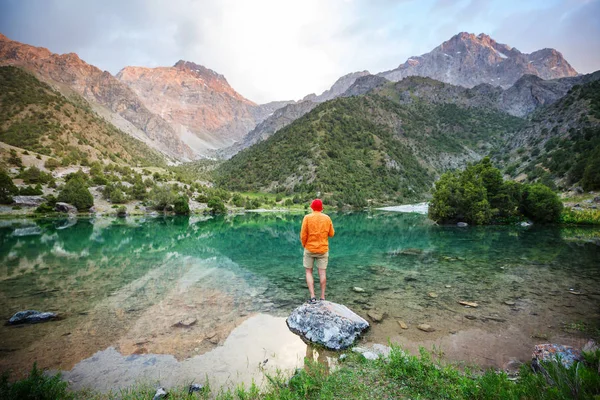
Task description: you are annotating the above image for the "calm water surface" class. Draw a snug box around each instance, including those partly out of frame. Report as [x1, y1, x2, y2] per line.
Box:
[0, 212, 598, 391]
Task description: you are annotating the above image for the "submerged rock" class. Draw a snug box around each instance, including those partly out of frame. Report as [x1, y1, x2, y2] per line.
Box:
[458, 300, 479, 308]
[367, 310, 384, 323]
[286, 300, 369, 350]
[457, 222, 468, 227]
[532, 344, 582, 371]
[8, 310, 58, 325]
[352, 344, 391, 360]
[417, 324, 435, 332]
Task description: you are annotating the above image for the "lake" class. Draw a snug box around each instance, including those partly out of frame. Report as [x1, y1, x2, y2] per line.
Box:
[0, 212, 598, 392]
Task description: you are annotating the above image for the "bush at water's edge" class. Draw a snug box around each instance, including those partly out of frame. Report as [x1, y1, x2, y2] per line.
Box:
[429, 157, 563, 225]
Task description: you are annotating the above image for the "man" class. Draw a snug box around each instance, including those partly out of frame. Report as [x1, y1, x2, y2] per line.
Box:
[300, 199, 335, 303]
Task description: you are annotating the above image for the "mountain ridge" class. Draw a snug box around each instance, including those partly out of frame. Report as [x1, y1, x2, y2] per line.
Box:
[379, 32, 578, 88]
[0, 34, 194, 160]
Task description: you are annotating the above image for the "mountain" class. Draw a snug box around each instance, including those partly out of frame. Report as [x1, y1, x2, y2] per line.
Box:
[371, 72, 600, 118]
[222, 32, 579, 159]
[0, 66, 166, 167]
[116, 61, 292, 155]
[302, 71, 371, 102]
[379, 32, 578, 89]
[0, 33, 193, 160]
[217, 100, 318, 159]
[215, 89, 524, 205]
[341, 75, 389, 97]
[217, 72, 372, 158]
[494, 75, 600, 190]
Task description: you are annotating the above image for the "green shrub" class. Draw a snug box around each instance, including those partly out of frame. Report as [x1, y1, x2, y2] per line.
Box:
[149, 185, 176, 210]
[57, 175, 93, 211]
[131, 181, 147, 200]
[195, 193, 209, 203]
[34, 203, 55, 214]
[581, 145, 600, 190]
[430, 158, 562, 224]
[520, 183, 563, 223]
[245, 198, 262, 210]
[207, 196, 226, 214]
[560, 209, 600, 225]
[0, 363, 72, 400]
[19, 184, 43, 195]
[0, 169, 18, 204]
[173, 195, 190, 215]
[109, 188, 126, 204]
[232, 193, 245, 207]
[429, 167, 492, 224]
[116, 206, 127, 217]
[18, 166, 52, 184]
[44, 158, 60, 170]
[91, 174, 109, 185]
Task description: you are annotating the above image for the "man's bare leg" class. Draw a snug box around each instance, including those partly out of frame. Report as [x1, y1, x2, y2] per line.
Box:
[318, 268, 327, 300]
[305, 267, 315, 299]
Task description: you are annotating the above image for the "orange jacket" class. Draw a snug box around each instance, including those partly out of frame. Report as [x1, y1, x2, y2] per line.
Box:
[300, 211, 335, 253]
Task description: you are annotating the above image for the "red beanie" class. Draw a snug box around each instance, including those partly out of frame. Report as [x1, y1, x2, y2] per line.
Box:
[310, 199, 323, 211]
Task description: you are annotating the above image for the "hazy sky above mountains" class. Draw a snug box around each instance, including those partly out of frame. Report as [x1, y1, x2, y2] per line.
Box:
[1, 0, 598, 103]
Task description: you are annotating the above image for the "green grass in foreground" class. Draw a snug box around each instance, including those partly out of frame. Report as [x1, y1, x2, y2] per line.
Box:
[2, 346, 600, 399]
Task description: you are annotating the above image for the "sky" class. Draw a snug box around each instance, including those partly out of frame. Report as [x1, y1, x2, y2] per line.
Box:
[0, 0, 599, 104]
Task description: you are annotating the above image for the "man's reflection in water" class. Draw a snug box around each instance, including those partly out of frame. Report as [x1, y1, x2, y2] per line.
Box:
[304, 344, 331, 374]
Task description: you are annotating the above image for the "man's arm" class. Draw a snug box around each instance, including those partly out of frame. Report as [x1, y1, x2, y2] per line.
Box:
[328, 218, 335, 237]
[300, 216, 308, 247]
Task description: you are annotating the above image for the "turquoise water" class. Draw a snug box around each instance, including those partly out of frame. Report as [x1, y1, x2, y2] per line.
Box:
[0, 212, 599, 378]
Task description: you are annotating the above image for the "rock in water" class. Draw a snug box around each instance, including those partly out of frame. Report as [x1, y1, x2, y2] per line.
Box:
[457, 222, 468, 227]
[8, 310, 57, 325]
[417, 324, 435, 332]
[152, 387, 167, 400]
[532, 344, 582, 371]
[55, 202, 77, 214]
[188, 383, 204, 394]
[286, 301, 370, 350]
[367, 310, 384, 323]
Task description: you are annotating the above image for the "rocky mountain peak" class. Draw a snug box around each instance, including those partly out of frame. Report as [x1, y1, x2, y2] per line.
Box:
[302, 70, 371, 102]
[173, 59, 228, 83]
[380, 32, 577, 89]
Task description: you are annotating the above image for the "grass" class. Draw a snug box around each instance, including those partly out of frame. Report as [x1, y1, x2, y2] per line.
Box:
[560, 209, 600, 225]
[3, 346, 599, 399]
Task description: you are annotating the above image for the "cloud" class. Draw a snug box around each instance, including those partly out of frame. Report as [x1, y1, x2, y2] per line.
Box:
[491, 0, 600, 73]
[0, 0, 598, 103]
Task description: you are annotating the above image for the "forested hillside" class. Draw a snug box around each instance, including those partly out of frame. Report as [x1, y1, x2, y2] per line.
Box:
[216, 93, 524, 206]
[0, 66, 166, 168]
[495, 78, 600, 190]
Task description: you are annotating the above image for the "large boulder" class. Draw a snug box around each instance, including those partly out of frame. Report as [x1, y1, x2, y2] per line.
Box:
[531, 344, 582, 371]
[286, 301, 369, 350]
[12, 196, 45, 207]
[8, 310, 58, 325]
[55, 202, 77, 214]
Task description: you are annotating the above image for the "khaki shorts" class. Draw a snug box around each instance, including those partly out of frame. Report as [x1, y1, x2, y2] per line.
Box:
[303, 249, 329, 270]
